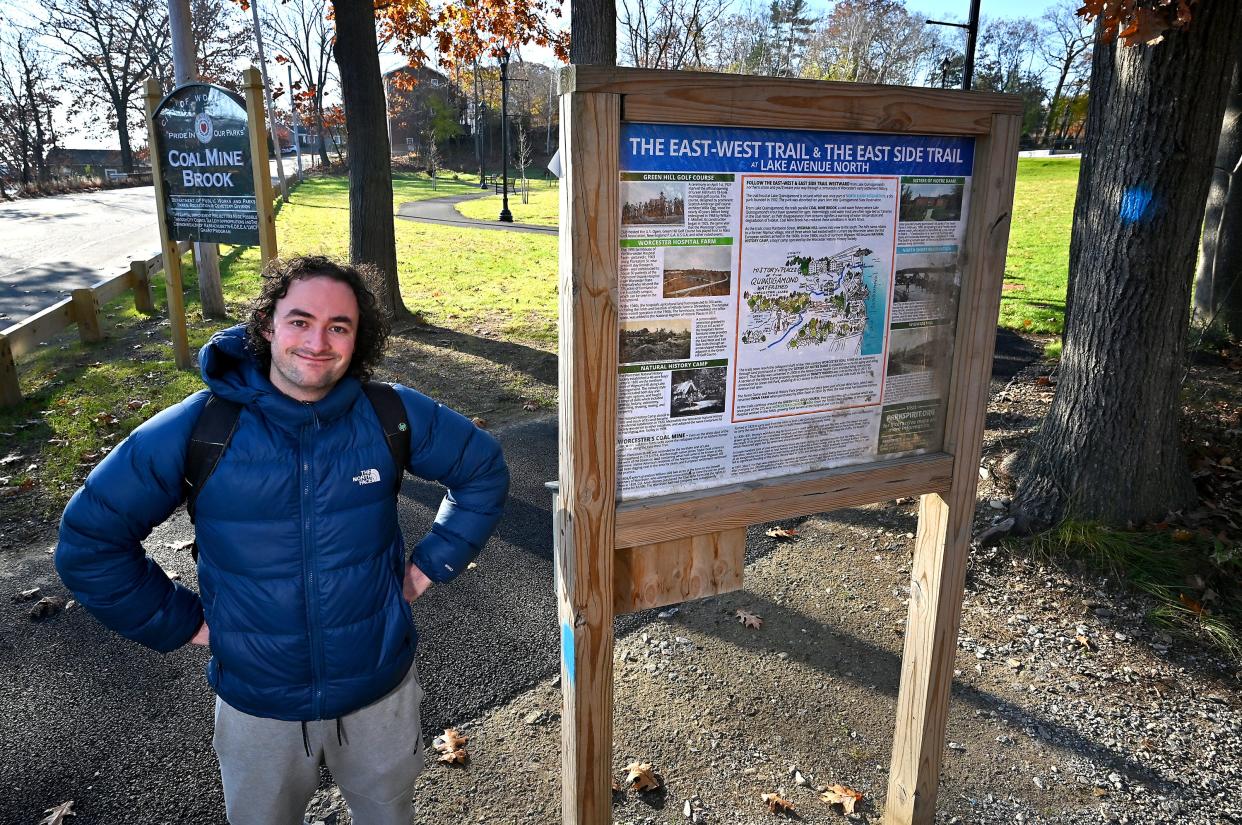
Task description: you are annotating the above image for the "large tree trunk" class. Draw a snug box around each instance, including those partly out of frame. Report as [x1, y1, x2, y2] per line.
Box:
[570, 0, 616, 64]
[1194, 45, 1242, 339]
[330, 0, 406, 317]
[117, 106, 134, 173]
[1014, 3, 1242, 531]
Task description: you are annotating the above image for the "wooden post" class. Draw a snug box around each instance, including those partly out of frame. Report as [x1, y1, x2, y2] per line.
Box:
[243, 67, 278, 264]
[143, 77, 192, 370]
[130, 260, 155, 314]
[71, 288, 103, 343]
[556, 89, 621, 825]
[883, 112, 1021, 825]
[0, 334, 20, 407]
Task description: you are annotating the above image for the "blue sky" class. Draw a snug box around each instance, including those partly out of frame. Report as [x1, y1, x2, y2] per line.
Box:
[903, 0, 1059, 21]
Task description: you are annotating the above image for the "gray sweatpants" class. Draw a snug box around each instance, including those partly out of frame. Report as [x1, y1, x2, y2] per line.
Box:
[213, 663, 426, 825]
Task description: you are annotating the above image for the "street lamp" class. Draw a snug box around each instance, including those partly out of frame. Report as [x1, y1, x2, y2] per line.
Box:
[926, 0, 982, 91]
[498, 47, 513, 223]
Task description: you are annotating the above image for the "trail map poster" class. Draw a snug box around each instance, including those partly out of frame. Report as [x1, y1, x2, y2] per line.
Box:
[616, 123, 975, 500]
[153, 84, 259, 245]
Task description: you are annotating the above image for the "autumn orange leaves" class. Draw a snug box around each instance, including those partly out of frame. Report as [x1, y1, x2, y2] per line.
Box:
[432, 727, 469, 765]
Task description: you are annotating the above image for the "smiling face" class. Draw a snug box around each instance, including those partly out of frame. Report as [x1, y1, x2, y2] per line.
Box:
[262, 276, 360, 402]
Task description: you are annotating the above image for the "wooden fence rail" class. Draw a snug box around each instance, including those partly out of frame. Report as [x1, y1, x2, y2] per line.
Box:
[0, 240, 191, 407]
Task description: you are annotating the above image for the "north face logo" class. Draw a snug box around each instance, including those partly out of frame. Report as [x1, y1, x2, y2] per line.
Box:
[352, 468, 381, 485]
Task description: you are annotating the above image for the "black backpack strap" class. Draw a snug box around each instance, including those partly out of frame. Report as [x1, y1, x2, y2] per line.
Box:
[361, 381, 411, 491]
[184, 393, 243, 524]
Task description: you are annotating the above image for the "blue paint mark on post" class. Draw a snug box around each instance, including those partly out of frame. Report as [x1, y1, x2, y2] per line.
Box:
[1120, 187, 1154, 223]
[561, 621, 575, 685]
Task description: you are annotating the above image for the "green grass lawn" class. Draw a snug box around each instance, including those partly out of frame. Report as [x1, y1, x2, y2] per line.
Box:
[454, 182, 560, 226]
[1002, 158, 1080, 336]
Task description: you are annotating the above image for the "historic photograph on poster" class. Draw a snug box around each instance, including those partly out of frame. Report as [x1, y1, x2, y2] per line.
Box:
[662, 245, 732, 298]
[899, 177, 965, 222]
[619, 319, 692, 364]
[621, 180, 686, 226]
[887, 325, 952, 375]
[893, 262, 957, 304]
[670, 366, 727, 417]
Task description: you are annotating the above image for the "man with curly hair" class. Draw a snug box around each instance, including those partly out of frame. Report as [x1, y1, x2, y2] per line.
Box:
[55, 256, 510, 825]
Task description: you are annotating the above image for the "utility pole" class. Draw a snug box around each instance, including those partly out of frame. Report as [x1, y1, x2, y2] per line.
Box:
[288, 63, 303, 178]
[249, 0, 289, 202]
[168, 0, 226, 318]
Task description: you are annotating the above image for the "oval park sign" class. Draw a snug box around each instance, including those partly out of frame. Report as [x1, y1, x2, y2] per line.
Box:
[152, 83, 260, 246]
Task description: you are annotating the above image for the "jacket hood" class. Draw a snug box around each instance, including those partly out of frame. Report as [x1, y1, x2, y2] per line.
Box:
[198, 324, 362, 428]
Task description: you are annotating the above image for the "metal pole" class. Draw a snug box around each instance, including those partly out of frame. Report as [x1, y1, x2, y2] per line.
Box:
[499, 49, 513, 223]
[249, 0, 289, 202]
[288, 63, 303, 178]
[963, 0, 982, 91]
[476, 59, 487, 188]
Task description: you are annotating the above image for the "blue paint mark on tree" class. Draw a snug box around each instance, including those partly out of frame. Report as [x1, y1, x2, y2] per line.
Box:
[1120, 187, 1154, 223]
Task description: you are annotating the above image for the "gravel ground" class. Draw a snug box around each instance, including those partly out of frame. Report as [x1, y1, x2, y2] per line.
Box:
[315, 361, 1241, 825]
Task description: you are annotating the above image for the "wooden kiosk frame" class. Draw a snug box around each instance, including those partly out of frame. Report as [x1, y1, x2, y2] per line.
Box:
[555, 66, 1021, 825]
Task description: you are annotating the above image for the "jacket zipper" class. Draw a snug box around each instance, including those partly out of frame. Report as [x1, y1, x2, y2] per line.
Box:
[302, 404, 325, 718]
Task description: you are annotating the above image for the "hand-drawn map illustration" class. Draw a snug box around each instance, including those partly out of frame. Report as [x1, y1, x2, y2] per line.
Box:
[740, 245, 881, 357]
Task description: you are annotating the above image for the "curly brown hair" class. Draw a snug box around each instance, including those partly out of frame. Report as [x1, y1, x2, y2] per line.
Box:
[245, 255, 391, 382]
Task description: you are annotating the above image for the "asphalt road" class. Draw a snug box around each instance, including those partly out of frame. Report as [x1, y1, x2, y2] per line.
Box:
[0, 160, 309, 325]
[0, 188, 158, 323]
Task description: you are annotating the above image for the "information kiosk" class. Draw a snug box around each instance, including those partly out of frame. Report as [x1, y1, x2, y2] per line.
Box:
[554, 66, 1021, 825]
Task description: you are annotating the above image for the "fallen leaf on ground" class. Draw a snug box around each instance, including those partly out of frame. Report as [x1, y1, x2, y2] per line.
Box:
[1178, 592, 1205, 615]
[432, 728, 470, 764]
[126, 399, 147, 410]
[764, 527, 798, 541]
[40, 801, 75, 825]
[522, 401, 538, 411]
[30, 596, 67, 621]
[761, 793, 795, 815]
[432, 727, 468, 753]
[1075, 635, 1096, 651]
[736, 609, 763, 629]
[1171, 528, 1194, 543]
[820, 783, 863, 813]
[471, 417, 488, 429]
[12, 587, 41, 603]
[624, 761, 660, 792]
[167, 539, 195, 553]
[436, 747, 468, 765]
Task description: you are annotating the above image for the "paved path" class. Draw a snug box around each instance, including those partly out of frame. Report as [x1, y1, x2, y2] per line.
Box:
[396, 191, 556, 235]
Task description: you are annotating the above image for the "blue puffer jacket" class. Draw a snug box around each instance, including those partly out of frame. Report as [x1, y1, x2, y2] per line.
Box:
[56, 325, 509, 721]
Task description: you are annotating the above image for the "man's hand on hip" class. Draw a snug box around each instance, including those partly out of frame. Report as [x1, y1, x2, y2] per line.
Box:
[189, 621, 210, 646]
[403, 562, 432, 602]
